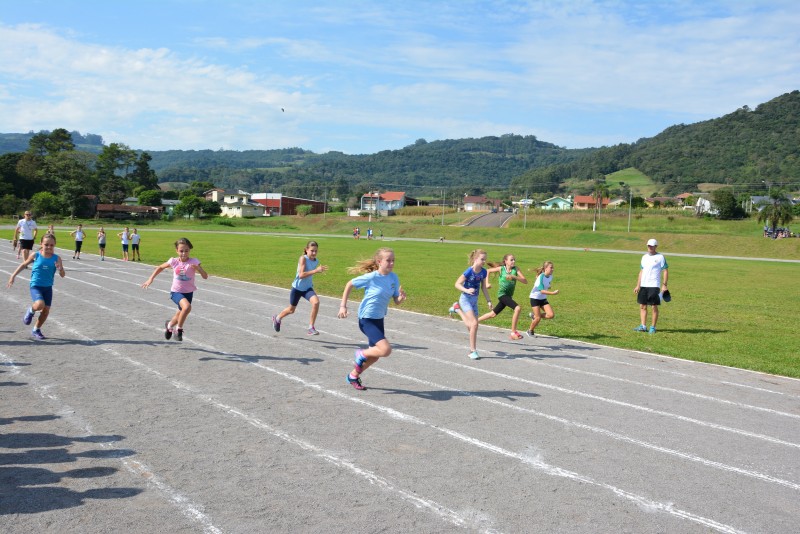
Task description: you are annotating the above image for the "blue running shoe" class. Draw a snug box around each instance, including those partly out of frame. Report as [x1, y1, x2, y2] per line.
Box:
[633, 325, 647, 332]
[271, 315, 281, 332]
[23, 308, 34, 326]
[648, 326, 656, 334]
[31, 329, 46, 340]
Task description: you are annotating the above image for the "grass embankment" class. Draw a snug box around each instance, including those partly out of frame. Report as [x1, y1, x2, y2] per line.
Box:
[52, 225, 797, 379]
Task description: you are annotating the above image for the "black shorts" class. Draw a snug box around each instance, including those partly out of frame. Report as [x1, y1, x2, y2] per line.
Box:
[530, 297, 549, 308]
[132, 244, 139, 251]
[492, 295, 519, 315]
[637, 287, 661, 306]
[20, 239, 34, 251]
[75, 241, 83, 252]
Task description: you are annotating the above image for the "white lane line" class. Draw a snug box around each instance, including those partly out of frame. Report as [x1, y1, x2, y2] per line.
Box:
[0, 350, 223, 534]
[4, 269, 799, 451]
[42, 322, 503, 534]
[1, 276, 758, 531]
[514, 357, 800, 419]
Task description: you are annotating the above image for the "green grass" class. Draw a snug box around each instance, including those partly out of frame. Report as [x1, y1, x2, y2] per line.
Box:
[606, 167, 658, 197]
[81, 228, 799, 379]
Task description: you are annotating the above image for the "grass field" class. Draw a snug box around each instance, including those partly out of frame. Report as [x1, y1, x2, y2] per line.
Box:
[21, 221, 792, 379]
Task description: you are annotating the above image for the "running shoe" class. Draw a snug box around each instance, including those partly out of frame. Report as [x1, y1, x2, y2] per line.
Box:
[164, 320, 172, 340]
[648, 326, 656, 334]
[347, 374, 366, 390]
[354, 349, 367, 373]
[448, 302, 460, 316]
[23, 308, 34, 326]
[633, 325, 647, 332]
[31, 329, 46, 340]
[468, 351, 480, 360]
[271, 314, 281, 332]
[528, 312, 534, 319]
[175, 329, 183, 342]
[307, 327, 319, 336]
[510, 331, 523, 340]
[526, 330, 535, 338]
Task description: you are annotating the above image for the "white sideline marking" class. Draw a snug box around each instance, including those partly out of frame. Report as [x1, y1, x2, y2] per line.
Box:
[44, 322, 503, 534]
[0, 351, 223, 534]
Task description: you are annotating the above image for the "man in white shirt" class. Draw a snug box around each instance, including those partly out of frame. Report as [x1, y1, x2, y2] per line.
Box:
[633, 238, 668, 334]
[14, 211, 38, 264]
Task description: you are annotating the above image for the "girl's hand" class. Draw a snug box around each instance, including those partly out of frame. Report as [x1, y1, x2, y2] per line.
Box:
[552, 289, 560, 295]
[505, 274, 513, 281]
[465, 288, 475, 295]
[141, 280, 152, 289]
[6, 277, 14, 288]
[397, 286, 407, 303]
[318, 265, 328, 274]
[337, 305, 348, 319]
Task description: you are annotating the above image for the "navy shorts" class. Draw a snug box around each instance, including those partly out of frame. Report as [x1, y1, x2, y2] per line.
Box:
[99, 243, 106, 249]
[122, 244, 129, 252]
[637, 287, 661, 306]
[170, 291, 194, 309]
[289, 287, 317, 307]
[30, 285, 54, 307]
[358, 317, 386, 347]
[132, 244, 139, 251]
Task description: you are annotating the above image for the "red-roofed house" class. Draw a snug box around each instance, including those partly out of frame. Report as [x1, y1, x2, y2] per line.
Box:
[360, 191, 406, 214]
[250, 193, 326, 216]
[572, 195, 610, 210]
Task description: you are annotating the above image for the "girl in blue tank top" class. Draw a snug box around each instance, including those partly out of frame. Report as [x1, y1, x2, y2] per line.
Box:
[272, 240, 328, 336]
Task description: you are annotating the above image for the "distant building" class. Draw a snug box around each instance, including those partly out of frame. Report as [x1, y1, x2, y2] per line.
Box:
[539, 196, 573, 210]
[572, 195, 610, 210]
[205, 189, 266, 218]
[360, 191, 407, 214]
[251, 193, 326, 216]
[463, 195, 498, 211]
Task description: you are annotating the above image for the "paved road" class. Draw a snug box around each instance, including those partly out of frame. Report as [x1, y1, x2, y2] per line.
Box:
[464, 212, 515, 227]
[2, 247, 799, 533]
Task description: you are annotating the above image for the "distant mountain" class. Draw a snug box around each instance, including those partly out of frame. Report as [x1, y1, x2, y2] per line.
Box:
[513, 90, 800, 196]
[0, 130, 105, 154]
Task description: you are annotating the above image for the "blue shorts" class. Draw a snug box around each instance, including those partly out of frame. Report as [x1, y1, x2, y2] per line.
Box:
[289, 287, 317, 307]
[122, 244, 129, 252]
[358, 317, 385, 347]
[170, 291, 193, 309]
[458, 293, 479, 314]
[30, 286, 53, 307]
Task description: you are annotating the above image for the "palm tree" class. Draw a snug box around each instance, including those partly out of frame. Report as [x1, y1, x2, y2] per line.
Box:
[757, 189, 794, 235]
[592, 177, 609, 231]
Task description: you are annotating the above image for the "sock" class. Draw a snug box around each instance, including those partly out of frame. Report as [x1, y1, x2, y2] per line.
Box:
[349, 372, 359, 380]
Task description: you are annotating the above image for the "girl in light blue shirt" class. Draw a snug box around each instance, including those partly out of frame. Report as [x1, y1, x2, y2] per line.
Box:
[338, 248, 406, 390]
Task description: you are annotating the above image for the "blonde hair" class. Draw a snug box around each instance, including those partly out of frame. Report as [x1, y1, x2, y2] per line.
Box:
[348, 247, 393, 274]
[535, 261, 554, 275]
[468, 249, 487, 264]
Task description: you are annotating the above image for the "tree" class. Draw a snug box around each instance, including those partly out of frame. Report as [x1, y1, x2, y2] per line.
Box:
[27, 128, 75, 156]
[710, 189, 745, 220]
[137, 189, 163, 207]
[201, 200, 221, 215]
[757, 189, 794, 232]
[130, 152, 159, 190]
[175, 195, 204, 218]
[30, 191, 63, 217]
[100, 175, 129, 204]
[43, 151, 95, 218]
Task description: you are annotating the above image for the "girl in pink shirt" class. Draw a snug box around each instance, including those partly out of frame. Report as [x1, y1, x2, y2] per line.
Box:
[142, 237, 208, 342]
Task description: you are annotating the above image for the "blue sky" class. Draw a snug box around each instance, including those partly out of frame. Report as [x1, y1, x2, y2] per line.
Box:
[1, 0, 799, 154]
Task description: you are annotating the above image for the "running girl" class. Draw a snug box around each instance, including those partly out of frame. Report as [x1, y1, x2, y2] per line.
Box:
[338, 248, 406, 390]
[141, 237, 208, 342]
[272, 240, 328, 335]
[478, 254, 528, 340]
[450, 249, 492, 360]
[527, 261, 559, 337]
[6, 234, 66, 340]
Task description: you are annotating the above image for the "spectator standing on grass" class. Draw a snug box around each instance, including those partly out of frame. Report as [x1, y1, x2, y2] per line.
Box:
[634, 238, 668, 334]
[14, 211, 38, 264]
[141, 237, 208, 342]
[272, 240, 328, 336]
[118, 227, 130, 261]
[338, 247, 406, 390]
[69, 224, 85, 260]
[449, 249, 492, 360]
[47, 224, 55, 237]
[130, 228, 142, 261]
[6, 233, 65, 340]
[97, 227, 107, 261]
[478, 253, 527, 340]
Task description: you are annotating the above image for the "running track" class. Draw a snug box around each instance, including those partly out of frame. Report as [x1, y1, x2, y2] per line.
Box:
[1, 247, 799, 533]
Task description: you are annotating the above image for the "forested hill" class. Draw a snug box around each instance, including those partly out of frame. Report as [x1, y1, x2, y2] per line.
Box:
[513, 90, 800, 196]
[0, 131, 104, 154]
[146, 135, 593, 194]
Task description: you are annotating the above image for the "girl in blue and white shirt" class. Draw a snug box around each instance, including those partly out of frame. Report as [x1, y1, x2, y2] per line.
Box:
[272, 240, 328, 336]
[451, 249, 492, 360]
[527, 261, 559, 336]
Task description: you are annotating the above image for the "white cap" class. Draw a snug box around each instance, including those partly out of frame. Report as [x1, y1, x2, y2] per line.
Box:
[647, 238, 658, 247]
